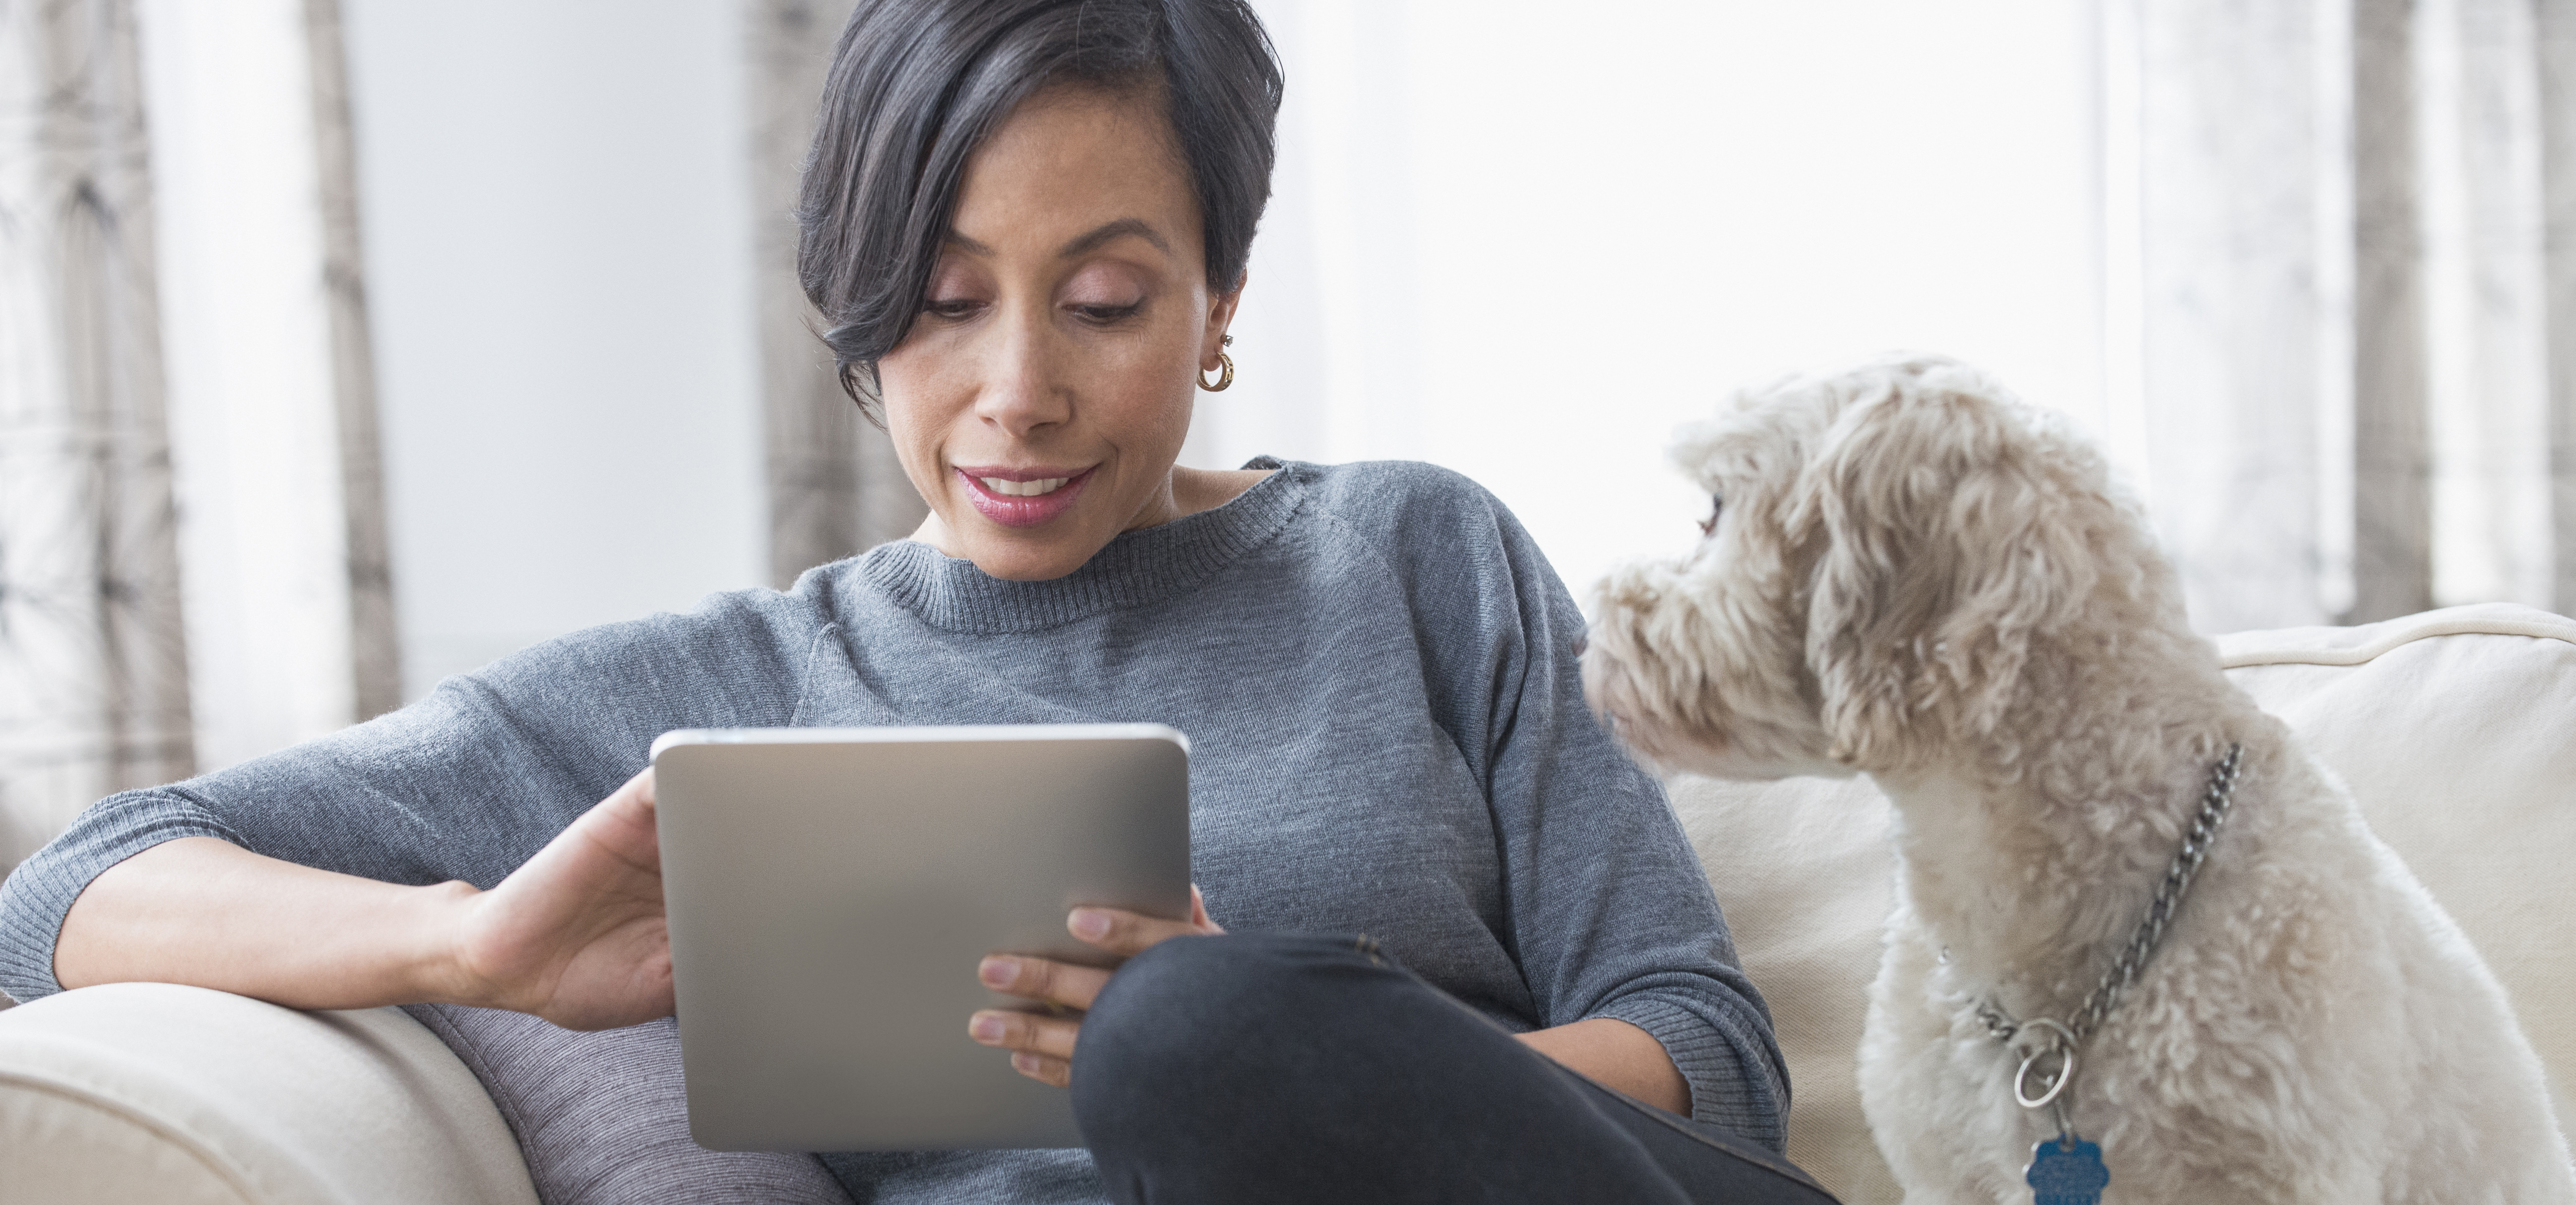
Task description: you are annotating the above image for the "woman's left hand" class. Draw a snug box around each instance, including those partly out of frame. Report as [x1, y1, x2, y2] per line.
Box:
[968, 885, 1224, 1086]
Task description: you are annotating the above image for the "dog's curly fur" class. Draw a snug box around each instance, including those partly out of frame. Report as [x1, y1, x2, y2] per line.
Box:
[1582, 355, 2575, 1202]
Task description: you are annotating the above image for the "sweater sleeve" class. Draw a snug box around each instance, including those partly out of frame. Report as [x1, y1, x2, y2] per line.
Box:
[1392, 468, 1792, 1149]
[0, 588, 823, 1003]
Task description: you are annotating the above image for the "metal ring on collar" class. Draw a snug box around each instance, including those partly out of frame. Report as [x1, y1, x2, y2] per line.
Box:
[2012, 1017, 2078, 1109]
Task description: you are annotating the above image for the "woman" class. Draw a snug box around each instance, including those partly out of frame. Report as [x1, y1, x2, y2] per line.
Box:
[0, 2, 1828, 1200]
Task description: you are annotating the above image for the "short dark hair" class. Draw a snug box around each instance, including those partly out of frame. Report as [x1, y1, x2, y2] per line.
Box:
[797, 0, 1283, 416]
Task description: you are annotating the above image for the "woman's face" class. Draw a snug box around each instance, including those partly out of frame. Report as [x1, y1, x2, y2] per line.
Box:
[877, 84, 1239, 581]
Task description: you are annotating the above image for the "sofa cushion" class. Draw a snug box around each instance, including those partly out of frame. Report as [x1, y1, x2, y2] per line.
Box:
[2213, 602, 2576, 1123]
[403, 1004, 855, 1205]
[1673, 603, 2576, 1203]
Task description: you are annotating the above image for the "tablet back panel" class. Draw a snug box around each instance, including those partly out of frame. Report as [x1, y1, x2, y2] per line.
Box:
[651, 725, 1191, 1151]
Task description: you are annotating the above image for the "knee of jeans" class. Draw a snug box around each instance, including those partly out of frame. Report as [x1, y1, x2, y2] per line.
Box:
[1075, 935, 1346, 1098]
[1087, 936, 1279, 1048]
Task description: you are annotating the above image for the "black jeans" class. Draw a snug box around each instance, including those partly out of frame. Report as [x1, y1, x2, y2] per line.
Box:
[1070, 933, 1839, 1205]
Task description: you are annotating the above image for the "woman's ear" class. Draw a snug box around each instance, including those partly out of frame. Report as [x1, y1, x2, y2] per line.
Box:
[1203, 269, 1246, 372]
[1789, 375, 2103, 769]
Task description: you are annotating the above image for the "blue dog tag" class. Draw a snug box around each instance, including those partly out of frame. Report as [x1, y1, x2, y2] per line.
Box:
[2026, 1133, 2108, 1205]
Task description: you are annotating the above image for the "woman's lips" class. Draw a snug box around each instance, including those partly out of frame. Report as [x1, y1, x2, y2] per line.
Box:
[957, 466, 1093, 528]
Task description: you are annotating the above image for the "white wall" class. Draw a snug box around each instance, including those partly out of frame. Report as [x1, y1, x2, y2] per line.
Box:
[340, 0, 767, 701]
[1190, 0, 2104, 604]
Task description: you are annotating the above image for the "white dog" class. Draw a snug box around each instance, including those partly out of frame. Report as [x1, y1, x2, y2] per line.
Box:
[1580, 355, 2574, 1202]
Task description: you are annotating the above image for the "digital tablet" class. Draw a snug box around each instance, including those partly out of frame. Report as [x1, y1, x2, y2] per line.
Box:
[648, 724, 1192, 1151]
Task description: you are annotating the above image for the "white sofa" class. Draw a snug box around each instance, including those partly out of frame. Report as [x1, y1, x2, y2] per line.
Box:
[2, 603, 2569, 1204]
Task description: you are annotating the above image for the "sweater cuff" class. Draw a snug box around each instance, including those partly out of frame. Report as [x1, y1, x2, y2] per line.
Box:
[1592, 991, 1789, 1151]
[0, 790, 238, 1002]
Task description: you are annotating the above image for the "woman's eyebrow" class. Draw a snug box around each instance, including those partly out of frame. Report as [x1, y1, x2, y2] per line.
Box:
[940, 219, 1170, 260]
[1057, 218, 1169, 258]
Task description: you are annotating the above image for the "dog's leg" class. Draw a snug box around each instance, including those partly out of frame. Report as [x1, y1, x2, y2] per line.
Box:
[1860, 905, 2035, 1205]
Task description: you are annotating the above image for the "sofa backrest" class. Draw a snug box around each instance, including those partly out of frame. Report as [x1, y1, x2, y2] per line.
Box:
[1672, 602, 2576, 1204]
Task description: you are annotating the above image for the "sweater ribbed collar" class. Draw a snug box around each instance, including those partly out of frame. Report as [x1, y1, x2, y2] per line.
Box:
[854, 456, 1309, 634]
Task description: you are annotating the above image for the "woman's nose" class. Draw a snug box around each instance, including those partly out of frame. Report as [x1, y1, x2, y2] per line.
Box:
[973, 318, 1072, 436]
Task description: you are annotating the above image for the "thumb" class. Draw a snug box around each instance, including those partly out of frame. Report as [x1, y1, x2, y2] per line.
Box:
[583, 768, 662, 869]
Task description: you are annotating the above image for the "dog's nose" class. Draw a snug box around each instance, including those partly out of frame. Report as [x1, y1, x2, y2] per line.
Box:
[1571, 631, 1588, 657]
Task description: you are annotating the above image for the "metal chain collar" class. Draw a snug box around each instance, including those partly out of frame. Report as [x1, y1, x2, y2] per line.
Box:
[1976, 743, 2247, 1108]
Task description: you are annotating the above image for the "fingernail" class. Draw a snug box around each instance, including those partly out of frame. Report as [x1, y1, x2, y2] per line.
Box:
[1069, 909, 1110, 940]
[969, 1013, 1004, 1044]
[1012, 1052, 1040, 1075]
[978, 957, 1015, 988]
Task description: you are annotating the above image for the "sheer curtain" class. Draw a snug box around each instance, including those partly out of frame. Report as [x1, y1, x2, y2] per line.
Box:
[1187, 0, 2576, 632]
[0, 0, 195, 870]
[1186, 0, 2111, 612]
[751, 0, 925, 586]
[138, 0, 401, 764]
[2113, 0, 2576, 631]
[0, 0, 395, 874]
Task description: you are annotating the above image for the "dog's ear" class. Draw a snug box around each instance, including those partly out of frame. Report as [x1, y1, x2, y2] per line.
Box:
[1789, 372, 2103, 769]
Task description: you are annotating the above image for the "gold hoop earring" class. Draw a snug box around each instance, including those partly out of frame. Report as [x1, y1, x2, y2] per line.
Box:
[1199, 334, 1235, 392]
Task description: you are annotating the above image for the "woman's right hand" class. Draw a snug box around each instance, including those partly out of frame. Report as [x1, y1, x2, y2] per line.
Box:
[56, 768, 670, 1022]
[446, 767, 673, 1030]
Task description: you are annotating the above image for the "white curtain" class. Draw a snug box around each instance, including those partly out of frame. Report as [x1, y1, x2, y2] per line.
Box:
[1195, 0, 2575, 632]
[2114, 0, 2576, 631]
[139, 0, 402, 773]
[2553, 3, 2576, 612]
[751, 0, 925, 588]
[0, 0, 195, 869]
[0, 0, 397, 873]
[1188, 0, 2108, 607]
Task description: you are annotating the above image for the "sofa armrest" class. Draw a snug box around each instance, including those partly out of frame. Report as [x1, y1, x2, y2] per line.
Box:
[0, 982, 536, 1205]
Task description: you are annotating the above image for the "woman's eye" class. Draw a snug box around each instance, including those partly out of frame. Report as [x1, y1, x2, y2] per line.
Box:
[1069, 302, 1142, 324]
[1699, 493, 1725, 536]
[922, 298, 984, 319]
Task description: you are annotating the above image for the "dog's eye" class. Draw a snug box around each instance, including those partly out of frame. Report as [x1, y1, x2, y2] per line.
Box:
[1699, 493, 1725, 537]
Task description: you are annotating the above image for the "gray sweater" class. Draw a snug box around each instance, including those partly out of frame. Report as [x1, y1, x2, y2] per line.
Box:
[0, 457, 1789, 1179]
